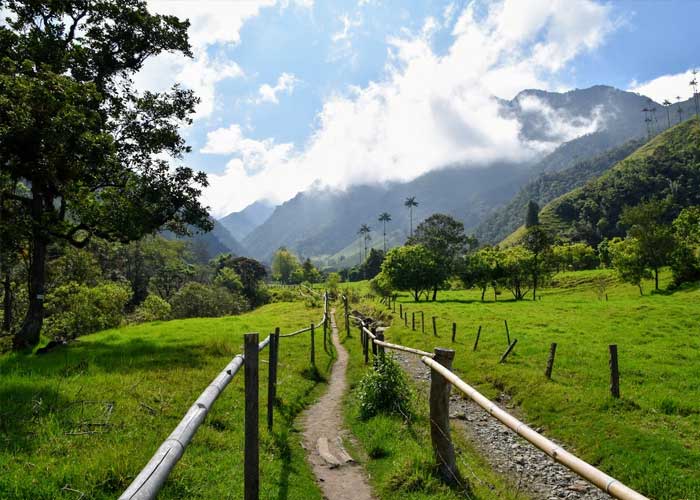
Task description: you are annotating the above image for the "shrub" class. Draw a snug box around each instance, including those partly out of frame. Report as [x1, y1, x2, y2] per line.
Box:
[133, 294, 171, 322]
[170, 282, 248, 319]
[44, 282, 131, 339]
[357, 354, 413, 420]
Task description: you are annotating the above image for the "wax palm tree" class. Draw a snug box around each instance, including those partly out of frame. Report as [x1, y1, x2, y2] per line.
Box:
[378, 212, 391, 253]
[691, 70, 699, 116]
[677, 96, 684, 123]
[662, 99, 672, 128]
[358, 224, 371, 262]
[404, 196, 418, 238]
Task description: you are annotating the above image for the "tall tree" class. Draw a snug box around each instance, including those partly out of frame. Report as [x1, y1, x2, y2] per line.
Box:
[271, 247, 300, 284]
[676, 96, 684, 123]
[381, 245, 437, 302]
[691, 69, 700, 116]
[522, 225, 552, 300]
[408, 213, 474, 300]
[525, 200, 540, 228]
[662, 99, 672, 128]
[0, 1, 211, 349]
[620, 199, 674, 291]
[378, 212, 392, 253]
[358, 224, 371, 263]
[404, 196, 418, 237]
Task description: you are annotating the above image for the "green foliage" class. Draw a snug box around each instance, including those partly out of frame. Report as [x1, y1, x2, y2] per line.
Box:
[360, 248, 384, 280]
[407, 213, 475, 299]
[525, 200, 540, 227]
[271, 247, 300, 284]
[458, 246, 501, 301]
[609, 237, 652, 295]
[325, 272, 341, 298]
[499, 246, 536, 300]
[48, 247, 102, 288]
[552, 242, 598, 271]
[132, 294, 171, 323]
[213, 267, 244, 294]
[44, 282, 131, 339]
[356, 354, 413, 420]
[1, 1, 212, 348]
[369, 272, 393, 298]
[170, 282, 247, 319]
[381, 245, 438, 301]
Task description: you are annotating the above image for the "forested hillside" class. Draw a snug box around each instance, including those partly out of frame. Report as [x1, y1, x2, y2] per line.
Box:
[475, 139, 645, 244]
[538, 117, 700, 245]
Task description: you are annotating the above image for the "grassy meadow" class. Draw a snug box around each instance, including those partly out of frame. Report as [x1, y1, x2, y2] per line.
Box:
[0, 302, 332, 500]
[344, 269, 700, 500]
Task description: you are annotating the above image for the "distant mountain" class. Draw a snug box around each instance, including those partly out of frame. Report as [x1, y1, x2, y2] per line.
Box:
[240, 86, 687, 264]
[474, 138, 646, 245]
[218, 200, 275, 241]
[165, 219, 248, 263]
[507, 117, 700, 246]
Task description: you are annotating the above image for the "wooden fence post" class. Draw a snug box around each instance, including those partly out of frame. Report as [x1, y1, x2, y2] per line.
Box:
[404, 312, 408, 327]
[451, 323, 456, 343]
[473, 326, 482, 352]
[363, 325, 369, 365]
[323, 315, 328, 352]
[376, 331, 385, 356]
[421, 311, 425, 333]
[310, 323, 315, 367]
[267, 328, 280, 431]
[429, 347, 461, 486]
[244, 333, 259, 500]
[609, 344, 620, 398]
[504, 320, 510, 345]
[371, 327, 378, 356]
[392, 297, 396, 313]
[544, 342, 557, 379]
[432, 316, 437, 336]
[399, 303, 403, 319]
[499, 339, 518, 363]
[412, 312, 415, 331]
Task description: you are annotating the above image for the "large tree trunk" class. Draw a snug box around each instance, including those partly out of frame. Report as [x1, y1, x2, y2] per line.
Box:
[2, 271, 11, 332]
[14, 193, 49, 350]
[432, 285, 437, 301]
[480, 287, 485, 301]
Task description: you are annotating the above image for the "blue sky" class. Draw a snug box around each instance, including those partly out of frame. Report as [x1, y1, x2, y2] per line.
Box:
[137, 0, 700, 217]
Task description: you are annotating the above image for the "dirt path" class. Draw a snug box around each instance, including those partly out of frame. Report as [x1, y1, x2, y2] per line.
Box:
[301, 309, 375, 500]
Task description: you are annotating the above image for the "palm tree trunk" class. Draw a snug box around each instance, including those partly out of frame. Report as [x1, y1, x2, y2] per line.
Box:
[383, 221, 386, 253]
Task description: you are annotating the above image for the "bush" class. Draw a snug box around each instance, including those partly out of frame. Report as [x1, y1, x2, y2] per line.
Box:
[132, 294, 171, 322]
[357, 354, 413, 420]
[44, 282, 131, 339]
[170, 282, 248, 319]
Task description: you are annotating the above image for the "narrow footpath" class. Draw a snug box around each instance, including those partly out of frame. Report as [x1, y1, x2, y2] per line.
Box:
[301, 309, 375, 500]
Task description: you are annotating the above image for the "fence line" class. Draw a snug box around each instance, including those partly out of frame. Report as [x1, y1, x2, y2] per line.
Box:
[120, 294, 329, 500]
[351, 308, 648, 500]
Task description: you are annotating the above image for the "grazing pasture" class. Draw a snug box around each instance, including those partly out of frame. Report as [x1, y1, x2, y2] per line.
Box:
[0, 302, 331, 500]
[351, 269, 700, 500]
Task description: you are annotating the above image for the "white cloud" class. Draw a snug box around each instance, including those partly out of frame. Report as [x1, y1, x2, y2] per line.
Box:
[135, 0, 311, 119]
[204, 0, 616, 216]
[630, 68, 699, 103]
[257, 73, 299, 104]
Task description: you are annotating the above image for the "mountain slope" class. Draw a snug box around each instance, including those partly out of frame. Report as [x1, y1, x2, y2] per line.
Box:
[475, 138, 646, 244]
[219, 200, 275, 241]
[165, 220, 248, 263]
[241, 86, 673, 263]
[530, 117, 700, 246]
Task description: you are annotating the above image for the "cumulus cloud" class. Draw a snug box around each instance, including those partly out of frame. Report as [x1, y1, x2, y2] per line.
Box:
[135, 1, 311, 118]
[204, 0, 616, 216]
[631, 68, 699, 103]
[257, 73, 299, 104]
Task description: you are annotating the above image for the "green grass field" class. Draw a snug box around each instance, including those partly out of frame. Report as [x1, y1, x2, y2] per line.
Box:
[352, 270, 700, 500]
[0, 302, 332, 500]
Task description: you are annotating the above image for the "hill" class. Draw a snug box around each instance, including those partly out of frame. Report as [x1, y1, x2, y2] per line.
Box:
[240, 86, 659, 263]
[519, 117, 700, 246]
[218, 200, 276, 241]
[475, 138, 646, 244]
[165, 219, 249, 263]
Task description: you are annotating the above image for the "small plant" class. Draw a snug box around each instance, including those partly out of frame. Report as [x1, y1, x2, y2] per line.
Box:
[356, 354, 413, 420]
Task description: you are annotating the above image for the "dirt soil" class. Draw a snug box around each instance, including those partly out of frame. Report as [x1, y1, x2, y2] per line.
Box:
[301, 310, 375, 500]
